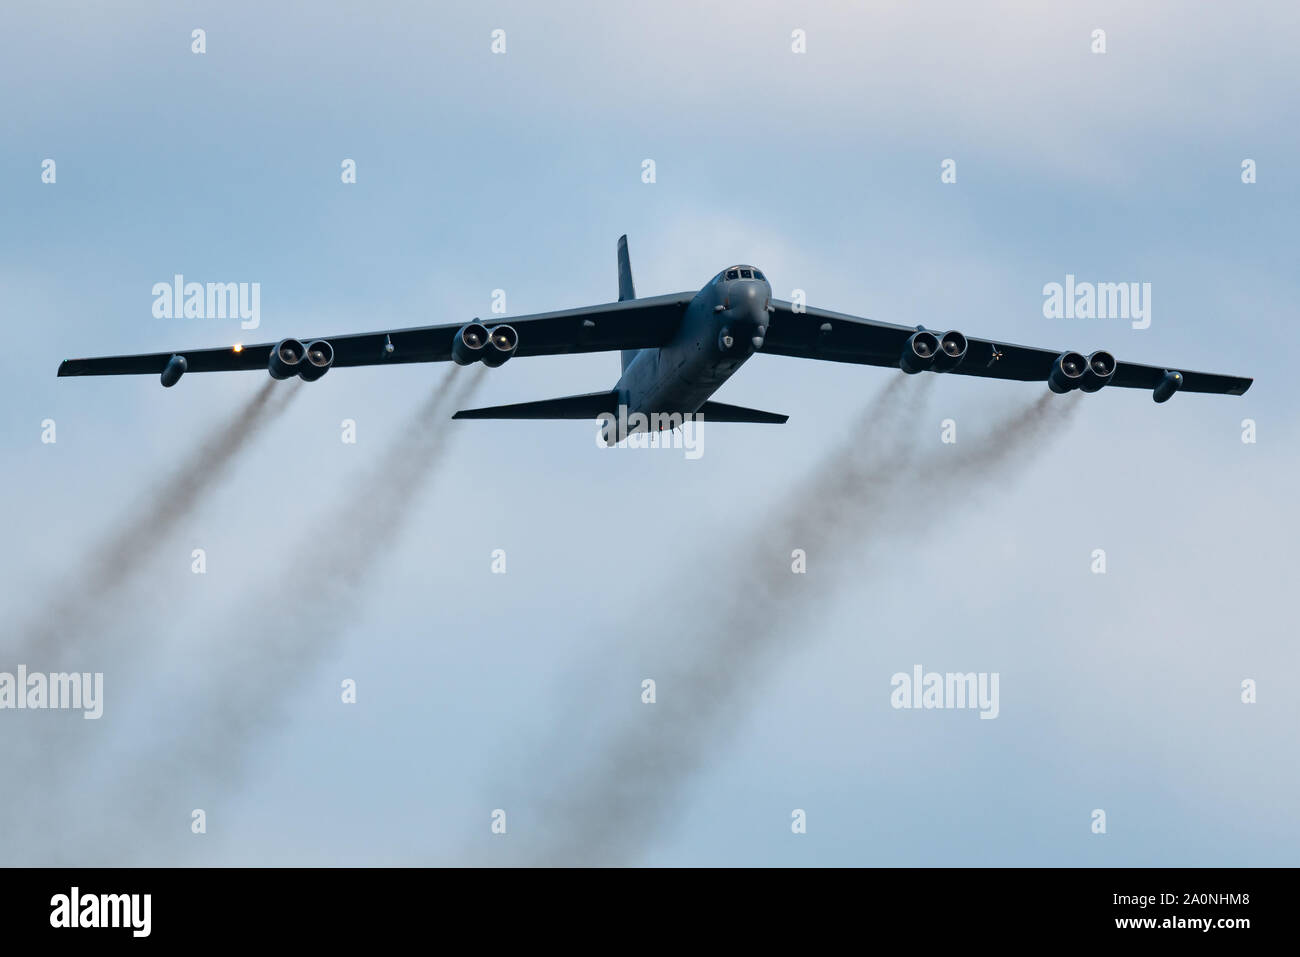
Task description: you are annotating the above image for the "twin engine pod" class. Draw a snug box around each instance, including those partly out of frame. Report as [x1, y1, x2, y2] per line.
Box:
[1078, 350, 1115, 393]
[268, 338, 334, 381]
[268, 338, 305, 379]
[1049, 350, 1115, 394]
[452, 321, 518, 367]
[900, 329, 968, 374]
[483, 324, 518, 367]
[300, 340, 334, 381]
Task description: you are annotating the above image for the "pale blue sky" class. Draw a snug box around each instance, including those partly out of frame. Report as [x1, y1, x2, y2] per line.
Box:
[1, 0, 1297, 865]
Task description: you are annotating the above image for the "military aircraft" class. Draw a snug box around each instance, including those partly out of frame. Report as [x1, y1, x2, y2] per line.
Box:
[58, 236, 1252, 440]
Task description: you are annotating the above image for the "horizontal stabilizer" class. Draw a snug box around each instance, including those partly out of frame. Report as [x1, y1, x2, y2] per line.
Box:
[452, 394, 787, 424]
[697, 401, 788, 424]
[452, 391, 620, 420]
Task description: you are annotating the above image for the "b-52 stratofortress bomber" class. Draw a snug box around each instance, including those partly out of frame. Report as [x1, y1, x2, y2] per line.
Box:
[59, 235, 1252, 439]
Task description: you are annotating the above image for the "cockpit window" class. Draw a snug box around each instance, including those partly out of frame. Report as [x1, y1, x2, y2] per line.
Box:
[740, 268, 753, 279]
[753, 269, 765, 281]
[725, 268, 739, 280]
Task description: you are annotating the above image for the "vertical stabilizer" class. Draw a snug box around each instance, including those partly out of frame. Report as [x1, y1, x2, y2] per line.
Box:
[617, 234, 636, 301]
[617, 235, 637, 373]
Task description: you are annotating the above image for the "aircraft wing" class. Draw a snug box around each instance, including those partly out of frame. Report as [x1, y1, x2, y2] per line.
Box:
[57, 293, 693, 378]
[761, 301, 1253, 398]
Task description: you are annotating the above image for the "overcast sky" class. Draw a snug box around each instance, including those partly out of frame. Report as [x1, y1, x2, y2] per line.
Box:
[1, 0, 1297, 865]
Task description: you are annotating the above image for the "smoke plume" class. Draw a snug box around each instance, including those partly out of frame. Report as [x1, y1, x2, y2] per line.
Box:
[517, 386, 1078, 864]
[6, 379, 298, 667]
[90, 366, 485, 864]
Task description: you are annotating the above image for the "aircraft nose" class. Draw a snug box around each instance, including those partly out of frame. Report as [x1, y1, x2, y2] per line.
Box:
[735, 280, 765, 318]
[727, 281, 768, 349]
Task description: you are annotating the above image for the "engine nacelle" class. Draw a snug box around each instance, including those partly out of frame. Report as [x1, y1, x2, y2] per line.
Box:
[900, 330, 940, 374]
[931, 330, 968, 372]
[482, 324, 518, 368]
[1153, 369, 1183, 403]
[451, 322, 489, 365]
[160, 354, 187, 388]
[299, 340, 334, 382]
[1079, 350, 1116, 393]
[1048, 351, 1087, 393]
[268, 338, 306, 379]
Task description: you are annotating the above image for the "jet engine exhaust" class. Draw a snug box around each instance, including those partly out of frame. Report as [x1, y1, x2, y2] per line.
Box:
[1048, 351, 1087, 393]
[900, 331, 940, 374]
[452, 322, 490, 365]
[1079, 350, 1116, 393]
[482, 325, 518, 368]
[0, 380, 304, 862]
[510, 385, 1079, 867]
[299, 340, 334, 381]
[5, 379, 299, 666]
[932, 330, 968, 371]
[268, 339, 306, 380]
[73, 366, 487, 865]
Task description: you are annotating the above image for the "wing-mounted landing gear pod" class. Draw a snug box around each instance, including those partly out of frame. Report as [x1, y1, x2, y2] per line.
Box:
[1153, 370, 1183, 403]
[160, 354, 187, 388]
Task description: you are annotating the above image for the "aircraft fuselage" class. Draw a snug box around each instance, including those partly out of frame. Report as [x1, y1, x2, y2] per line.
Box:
[614, 267, 771, 429]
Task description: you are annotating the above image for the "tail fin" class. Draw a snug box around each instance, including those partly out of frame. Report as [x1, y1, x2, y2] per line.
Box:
[617, 234, 635, 301]
[617, 235, 637, 373]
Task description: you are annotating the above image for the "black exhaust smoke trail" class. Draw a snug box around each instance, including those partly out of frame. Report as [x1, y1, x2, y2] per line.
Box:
[5, 379, 299, 667]
[89, 365, 485, 864]
[521, 386, 1078, 865]
[496, 374, 929, 864]
[0, 379, 301, 864]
